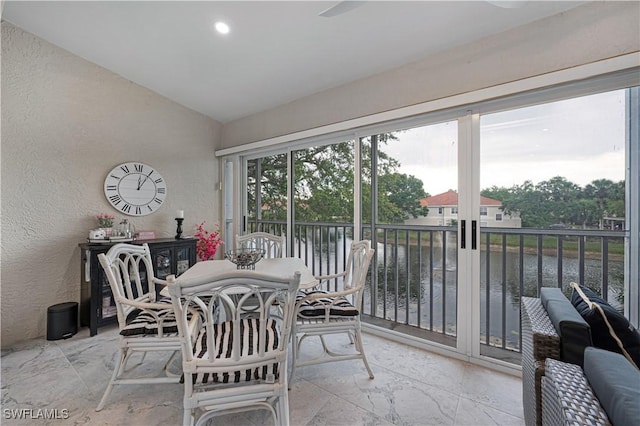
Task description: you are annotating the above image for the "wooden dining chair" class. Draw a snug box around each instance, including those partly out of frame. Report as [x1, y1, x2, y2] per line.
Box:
[167, 269, 301, 426]
[236, 232, 286, 258]
[289, 240, 375, 387]
[95, 243, 199, 411]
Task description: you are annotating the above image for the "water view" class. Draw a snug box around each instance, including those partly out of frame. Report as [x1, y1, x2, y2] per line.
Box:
[365, 235, 624, 351]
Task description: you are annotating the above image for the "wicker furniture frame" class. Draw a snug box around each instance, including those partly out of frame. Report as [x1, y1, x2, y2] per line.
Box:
[542, 358, 611, 426]
[96, 243, 196, 411]
[289, 240, 375, 387]
[167, 270, 301, 426]
[521, 297, 562, 426]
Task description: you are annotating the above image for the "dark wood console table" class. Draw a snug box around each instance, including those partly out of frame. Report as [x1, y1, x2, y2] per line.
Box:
[79, 238, 197, 336]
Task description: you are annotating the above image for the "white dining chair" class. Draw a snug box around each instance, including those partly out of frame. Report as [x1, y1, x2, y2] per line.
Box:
[96, 243, 198, 411]
[167, 269, 301, 426]
[289, 240, 375, 387]
[236, 232, 286, 258]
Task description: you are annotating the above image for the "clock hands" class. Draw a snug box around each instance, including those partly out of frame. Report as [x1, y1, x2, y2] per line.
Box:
[136, 171, 153, 190]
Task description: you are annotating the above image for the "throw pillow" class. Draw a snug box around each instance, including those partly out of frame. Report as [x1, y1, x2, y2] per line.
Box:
[570, 282, 640, 369]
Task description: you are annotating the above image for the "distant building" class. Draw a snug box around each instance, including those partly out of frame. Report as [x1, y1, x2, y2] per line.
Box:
[405, 189, 521, 228]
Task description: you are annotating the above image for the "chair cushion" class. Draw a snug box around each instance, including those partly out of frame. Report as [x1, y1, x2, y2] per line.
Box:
[187, 318, 280, 384]
[583, 346, 640, 426]
[571, 284, 640, 368]
[296, 290, 358, 318]
[120, 297, 179, 336]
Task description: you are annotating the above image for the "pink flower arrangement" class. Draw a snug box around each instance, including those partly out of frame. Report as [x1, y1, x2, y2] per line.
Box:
[194, 222, 223, 261]
[96, 213, 115, 228]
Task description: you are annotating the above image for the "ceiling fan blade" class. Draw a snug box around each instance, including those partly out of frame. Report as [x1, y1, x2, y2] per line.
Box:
[318, 1, 365, 18]
[486, 1, 528, 9]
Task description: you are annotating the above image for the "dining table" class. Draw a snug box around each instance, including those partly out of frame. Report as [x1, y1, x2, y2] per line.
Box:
[159, 257, 318, 295]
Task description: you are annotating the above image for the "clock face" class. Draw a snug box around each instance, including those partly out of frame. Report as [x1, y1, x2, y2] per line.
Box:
[104, 162, 167, 216]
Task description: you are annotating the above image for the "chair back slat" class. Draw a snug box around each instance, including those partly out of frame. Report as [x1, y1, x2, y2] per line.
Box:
[323, 240, 374, 308]
[236, 232, 285, 259]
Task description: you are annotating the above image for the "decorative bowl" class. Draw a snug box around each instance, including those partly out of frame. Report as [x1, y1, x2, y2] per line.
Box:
[225, 248, 265, 270]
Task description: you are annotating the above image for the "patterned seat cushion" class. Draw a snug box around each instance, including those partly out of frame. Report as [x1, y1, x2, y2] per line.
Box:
[296, 290, 358, 318]
[121, 297, 179, 336]
[186, 318, 280, 385]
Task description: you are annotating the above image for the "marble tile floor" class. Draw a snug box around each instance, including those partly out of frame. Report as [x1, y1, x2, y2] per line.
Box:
[1, 325, 524, 425]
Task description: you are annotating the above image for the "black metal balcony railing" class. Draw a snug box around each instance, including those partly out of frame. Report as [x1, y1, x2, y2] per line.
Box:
[247, 219, 625, 363]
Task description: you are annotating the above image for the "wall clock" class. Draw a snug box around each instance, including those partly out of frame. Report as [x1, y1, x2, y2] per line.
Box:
[103, 162, 167, 216]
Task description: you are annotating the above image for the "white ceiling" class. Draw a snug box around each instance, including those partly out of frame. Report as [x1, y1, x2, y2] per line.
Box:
[2, 1, 586, 123]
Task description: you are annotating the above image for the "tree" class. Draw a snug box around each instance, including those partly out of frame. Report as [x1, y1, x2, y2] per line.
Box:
[247, 154, 288, 221]
[481, 186, 514, 206]
[247, 134, 429, 225]
[481, 177, 625, 228]
[377, 173, 428, 223]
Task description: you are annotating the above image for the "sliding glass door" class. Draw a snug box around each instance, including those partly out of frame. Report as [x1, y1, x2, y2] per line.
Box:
[476, 88, 631, 363]
[360, 121, 460, 348]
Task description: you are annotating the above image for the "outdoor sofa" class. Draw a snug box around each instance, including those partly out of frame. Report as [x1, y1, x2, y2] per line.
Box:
[521, 285, 640, 426]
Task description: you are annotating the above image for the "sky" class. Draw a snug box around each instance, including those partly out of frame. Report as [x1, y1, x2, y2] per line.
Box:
[384, 89, 627, 196]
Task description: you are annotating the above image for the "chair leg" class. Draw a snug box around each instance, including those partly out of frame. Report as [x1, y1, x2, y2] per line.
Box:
[96, 348, 127, 411]
[289, 327, 299, 389]
[354, 328, 374, 379]
[276, 392, 290, 426]
[183, 407, 193, 426]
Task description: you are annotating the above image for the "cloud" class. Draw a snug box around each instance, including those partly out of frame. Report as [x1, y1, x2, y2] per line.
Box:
[381, 89, 626, 195]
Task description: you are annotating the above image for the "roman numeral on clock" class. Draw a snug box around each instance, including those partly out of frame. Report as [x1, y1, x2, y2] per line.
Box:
[109, 195, 122, 205]
[134, 164, 143, 172]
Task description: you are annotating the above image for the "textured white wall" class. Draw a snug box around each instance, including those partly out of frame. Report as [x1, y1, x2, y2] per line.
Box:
[221, 1, 640, 148]
[1, 23, 222, 347]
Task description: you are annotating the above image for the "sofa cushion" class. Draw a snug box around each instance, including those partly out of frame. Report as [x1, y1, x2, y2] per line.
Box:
[541, 287, 592, 366]
[571, 283, 640, 369]
[540, 287, 571, 310]
[583, 346, 640, 426]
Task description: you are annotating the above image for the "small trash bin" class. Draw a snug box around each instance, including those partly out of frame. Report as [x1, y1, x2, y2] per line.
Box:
[47, 302, 78, 340]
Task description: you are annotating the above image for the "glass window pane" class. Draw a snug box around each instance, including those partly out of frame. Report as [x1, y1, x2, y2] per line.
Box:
[363, 121, 459, 346]
[246, 154, 288, 235]
[292, 140, 355, 276]
[478, 88, 629, 360]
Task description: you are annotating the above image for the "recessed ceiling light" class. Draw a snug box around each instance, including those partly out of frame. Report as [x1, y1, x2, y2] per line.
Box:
[214, 21, 230, 35]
